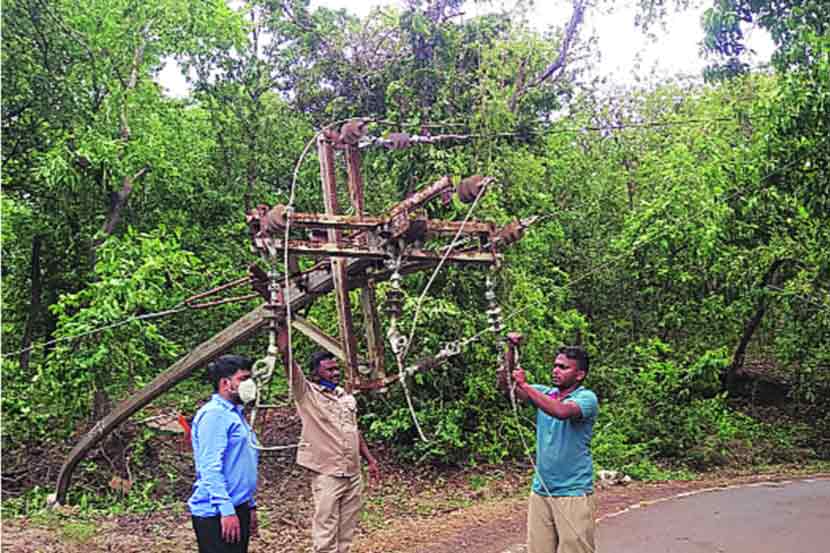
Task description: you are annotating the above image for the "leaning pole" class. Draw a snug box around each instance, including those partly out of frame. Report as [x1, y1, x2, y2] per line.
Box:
[51, 305, 269, 505]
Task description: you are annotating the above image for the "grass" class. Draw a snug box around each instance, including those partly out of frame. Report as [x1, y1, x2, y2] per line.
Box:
[60, 521, 97, 543]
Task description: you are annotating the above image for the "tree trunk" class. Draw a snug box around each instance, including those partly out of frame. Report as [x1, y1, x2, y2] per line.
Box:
[92, 165, 150, 261]
[245, 134, 257, 213]
[92, 27, 150, 258]
[726, 259, 786, 393]
[19, 235, 43, 370]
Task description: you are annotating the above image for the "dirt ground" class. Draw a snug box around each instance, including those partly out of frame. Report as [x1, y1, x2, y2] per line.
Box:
[4, 406, 827, 553]
[4, 456, 827, 553]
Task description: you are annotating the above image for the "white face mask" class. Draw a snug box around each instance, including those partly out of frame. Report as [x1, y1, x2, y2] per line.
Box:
[238, 379, 257, 404]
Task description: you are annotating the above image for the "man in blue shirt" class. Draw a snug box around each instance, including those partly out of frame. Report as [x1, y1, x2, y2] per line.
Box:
[189, 355, 259, 553]
[499, 345, 599, 553]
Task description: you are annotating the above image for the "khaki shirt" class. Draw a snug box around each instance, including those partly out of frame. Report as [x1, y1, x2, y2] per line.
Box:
[295, 377, 361, 477]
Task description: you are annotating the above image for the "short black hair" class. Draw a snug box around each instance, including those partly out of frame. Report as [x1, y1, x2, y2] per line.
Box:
[309, 350, 336, 375]
[558, 346, 589, 374]
[207, 354, 254, 391]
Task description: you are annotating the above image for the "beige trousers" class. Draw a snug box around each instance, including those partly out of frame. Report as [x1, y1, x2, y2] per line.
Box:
[311, 473, 363, 553]
[527, 492, 597, 553]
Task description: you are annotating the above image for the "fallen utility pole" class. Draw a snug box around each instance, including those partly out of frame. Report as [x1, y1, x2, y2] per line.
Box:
[53, 121, 535, 505]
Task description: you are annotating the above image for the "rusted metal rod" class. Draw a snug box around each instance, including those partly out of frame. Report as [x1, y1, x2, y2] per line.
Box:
[318, 135, 360, 392]
[186, 293, 261, 309]
[253, 238, 501, 264]
[252, 210, 494, 238]
[184, 276, 252, 305]
[387, 176, 454, 220]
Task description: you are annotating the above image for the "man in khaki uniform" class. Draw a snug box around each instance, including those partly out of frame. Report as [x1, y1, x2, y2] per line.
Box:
[277, 326, 380, 553]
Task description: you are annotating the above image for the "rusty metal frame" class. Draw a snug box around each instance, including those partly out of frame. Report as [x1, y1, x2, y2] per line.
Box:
[345, 143, 386, 384]
[54, 121, 537, 505]
[243, 132, 533, 394]
[318, 135, 360, 392]
[254, 210, 494, 237]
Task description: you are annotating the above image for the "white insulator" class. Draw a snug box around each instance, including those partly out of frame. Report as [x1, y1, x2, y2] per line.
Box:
[486, 305, 502, 314]
[252, 354, 276, 380]
[393, 335, 408, 354]
[387, 326, 408, 355]
[440, 341, 461, 357]
[404, 364, 420, 377]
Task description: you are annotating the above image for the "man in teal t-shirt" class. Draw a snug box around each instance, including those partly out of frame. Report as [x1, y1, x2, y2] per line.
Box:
[499, 345, 599, 553]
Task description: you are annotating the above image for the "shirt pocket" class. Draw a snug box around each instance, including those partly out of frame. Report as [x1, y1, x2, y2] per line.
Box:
[342, 395, 357, 411]
[228, 421, 248, 444]
[341, 398, 358, 428]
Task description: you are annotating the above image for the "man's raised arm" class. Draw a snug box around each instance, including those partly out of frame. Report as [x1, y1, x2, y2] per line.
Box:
[277, 325, 306, 397]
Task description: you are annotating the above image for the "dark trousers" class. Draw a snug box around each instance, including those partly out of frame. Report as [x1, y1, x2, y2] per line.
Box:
[192, 504, 251, 553]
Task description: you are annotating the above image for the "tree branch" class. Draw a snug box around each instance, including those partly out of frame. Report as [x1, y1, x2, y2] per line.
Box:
[96, 165, 151, 246]
[529, 0, 587, 87]
[279, 0, 315, 34]
[35, 0, 96, 63]
[119, 21, 152, 140]
[508, 54, 530, 113]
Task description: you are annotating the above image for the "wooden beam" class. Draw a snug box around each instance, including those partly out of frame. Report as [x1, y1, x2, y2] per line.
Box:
[291, 315, 346, 362]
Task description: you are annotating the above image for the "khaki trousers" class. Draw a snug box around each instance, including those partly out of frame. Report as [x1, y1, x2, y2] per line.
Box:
[527, 492, 596, 553]
[311, 473, 363, 553]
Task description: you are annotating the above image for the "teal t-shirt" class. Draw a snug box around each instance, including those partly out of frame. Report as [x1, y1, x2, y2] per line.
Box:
[530, 384, 598, 496]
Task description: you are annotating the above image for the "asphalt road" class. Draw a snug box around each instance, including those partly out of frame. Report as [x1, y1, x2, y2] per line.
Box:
[597, 478, 830, 553]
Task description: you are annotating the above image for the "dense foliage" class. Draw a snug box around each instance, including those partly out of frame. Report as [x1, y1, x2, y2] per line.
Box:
[2, 0, 828, 511]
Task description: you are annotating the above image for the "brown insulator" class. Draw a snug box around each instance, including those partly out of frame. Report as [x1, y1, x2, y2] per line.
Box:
[386, 132, 411, 150]
[339, 120, 368, 145]
[506, 332, 524, 346]
[246, 204, 269, 225]
[386, 302, 402, 318]
[496, 220, 524, 245]
[385, 288, 404, 318]
[322, 127, 340, 143]
[458, 175, 486, 203]
[261, 204, 289, 234]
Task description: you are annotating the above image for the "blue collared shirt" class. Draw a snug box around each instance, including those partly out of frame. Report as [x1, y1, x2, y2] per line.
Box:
[530, 385, 598, 496]
[188, 394, 259, 517]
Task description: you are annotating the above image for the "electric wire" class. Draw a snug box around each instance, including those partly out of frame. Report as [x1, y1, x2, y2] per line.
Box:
[2, 305, 188, 359]
[242, 126, 321, 450]
[401, 148, 817, 553]
[282, 128, 320, 402]
[3, 111, 775, 362]
[394, 178, 492, 442]
[356, 113, 766, 145]
[400, 178, 493, 362]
